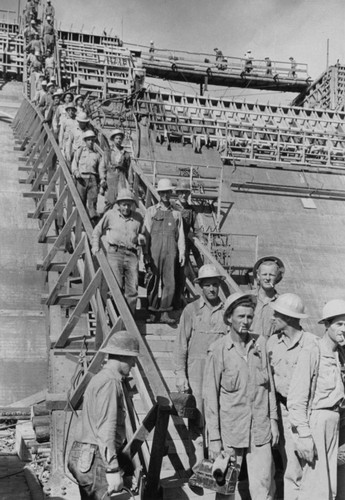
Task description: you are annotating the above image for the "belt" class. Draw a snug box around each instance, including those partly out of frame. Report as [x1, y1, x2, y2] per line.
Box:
[317, 402, 342, 412]
[109, 244, 137, 255]
[80, 172, 98, 177]
[276, 392, 287, 408]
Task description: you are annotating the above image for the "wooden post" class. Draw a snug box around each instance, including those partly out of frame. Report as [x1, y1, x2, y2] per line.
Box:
[143, 404, 170, 500]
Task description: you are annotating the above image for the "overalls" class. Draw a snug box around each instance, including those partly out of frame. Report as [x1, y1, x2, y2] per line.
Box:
[147, 208, 177, 312]
[105, 147, 130, 209]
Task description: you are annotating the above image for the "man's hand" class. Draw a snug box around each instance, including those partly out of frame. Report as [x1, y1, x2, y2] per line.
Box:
[176, 376, 189, 393]
[179, 254, 185, 266]
[91, 246, 99, 256]
[100, 179, 107, 190]
[138, 234, 146, 246]
[271, 419, 279, 447]
[73, 169, 81, 179]
[106, 472, 123, 494]
[295, 435, 317, 464]
[208, 440, 222, 460]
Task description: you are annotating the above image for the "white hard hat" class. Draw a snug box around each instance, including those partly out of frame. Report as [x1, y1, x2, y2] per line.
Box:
[156, 178, 174, 192]
[83, 130, 96, 140]
[110, 128, 125, 139]
[116, 188, 136, 204]
[270, 293, 308, 319]
[76, 111, 90, 123]
[100, 330, 139, 357]
[194, 264, 226, 284]
[224, 292, 256, 323]
[318, 299, 345, 324]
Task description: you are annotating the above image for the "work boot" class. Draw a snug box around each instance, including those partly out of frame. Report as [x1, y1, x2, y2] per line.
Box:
[160, 312, 176, 325]
[146, 313, 157, 323]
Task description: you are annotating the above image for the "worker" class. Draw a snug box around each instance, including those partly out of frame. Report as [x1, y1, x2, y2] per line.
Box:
[288, 57, 297, 78]
[38, 80, 55, 114]
[143, 178, 185, 324]
[214, 47, 227, 70]
[44, 88, 63, 126]
[67, 81, 78, 94]
[72, 130, 103, 223]
[59, 102, 77, 164]
[33, 78, 47, 106]
[92, 189, 144, 314]
[265, 56, 273, 76]
[99, 129, 132, 211]
[172, 179, 205, 309]
[68, 330, 138, 499]
[244, 50, 253, 74]
[65, 111, 92, 163]
[26, 33, 43, 57]
[250, 255, 285, 339]
[149, 40, 155, 60]
[23, 20, 38, 43]
[174, 264, 227, 466]
[267, 293, 317, 500]
[45, 0, 55, 21]
[204, 291, 278, 500]
[75, 94, 85, 115]
[44, 49, 55, 81]
[287, 299, 345, 500]
[43, 17, 55, 53]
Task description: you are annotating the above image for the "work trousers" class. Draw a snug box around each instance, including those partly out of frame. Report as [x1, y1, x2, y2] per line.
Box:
[297, 409, 339, 500]
[76, 174, 98, 220]
[336, 410, 345, 500]
[278, 402, 303, 500]
[107, 246, 138, 314]
[217, 435, 274, 500]
[68, 442, 132, 500]
[105, 169, 128, 210]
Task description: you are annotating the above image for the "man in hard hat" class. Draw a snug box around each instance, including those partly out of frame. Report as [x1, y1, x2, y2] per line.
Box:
[204, 292, 278, 500]
[45, 0, 55, 21]
[72, 130, 103, 223]
[203, 292, 279, 500]
[287, 299, 345, 500]
[66, 111, 92, 164]
[59, 102, 77, 163]
[172, 179, 205, 309]
[92, 188, 144, 314]
[99, 129, 132, 211]
[143, 178, 185, 324]
[267, 293, 317, 500]
[174, 264, 227, 465]
[68, 330, 138, 499]
[251, 255, 285, 339]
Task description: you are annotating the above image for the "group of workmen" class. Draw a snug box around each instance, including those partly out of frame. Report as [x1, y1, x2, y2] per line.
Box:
[67, 252, 345, 500]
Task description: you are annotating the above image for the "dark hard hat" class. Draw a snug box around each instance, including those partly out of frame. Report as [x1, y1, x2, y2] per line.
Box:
[100, 330, 140, 357]
[253, 255, 285, 284]
[175, 179, 191, 192]
[224, 292, 256, 324]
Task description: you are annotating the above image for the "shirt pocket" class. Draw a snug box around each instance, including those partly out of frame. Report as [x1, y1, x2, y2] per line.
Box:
[222, 368, 240, 393]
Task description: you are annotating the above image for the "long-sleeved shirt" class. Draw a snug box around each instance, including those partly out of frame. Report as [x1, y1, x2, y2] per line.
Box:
[143, 202, 185, 258]
[204, 334, 277, 448]
[92, 206, 143, 252]
[288, 336, 345, 437]
[66, 123, 92, 155]
[99, 145, 132, 185]
[171, 199, 205, 242]
[78, 364, 126, 468]
[72, 145, 102, 176]
[267, 330, 317, 398]
[174, 296, 226, 377]
[250, 290, 278, 338]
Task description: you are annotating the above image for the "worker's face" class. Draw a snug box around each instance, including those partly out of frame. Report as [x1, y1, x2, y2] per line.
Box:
[118, 201, 132, 217]
[118, 356, 136, 377]
[257, 263, 279, 290]
[327, 315, 345, 347]
[64, 94, 72, 104]
[84, 137, 94, 150]
[228, 305, 254, 336]
[67, 108, 76, 119]
[200, 278, 220, 302]
[113, 134, 124, 147]
[53, 96, 60, 105]
[272, 311, 290, 333]
[76, 98, 83, 107]
[159, 190, 172, 203]
[177, 190, 190, 206]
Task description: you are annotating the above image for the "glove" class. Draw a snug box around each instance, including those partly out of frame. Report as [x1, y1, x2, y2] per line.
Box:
[73, 169, 81, 179]
[295, 435, 317, 464]
[106, 472, 123, 494]
[175, 375, 189, 393]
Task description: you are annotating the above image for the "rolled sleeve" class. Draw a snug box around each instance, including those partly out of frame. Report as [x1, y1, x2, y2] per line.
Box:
[287, 344, 319, 437]
[95, 380, 120, 467]
[204, 345, 222, 442]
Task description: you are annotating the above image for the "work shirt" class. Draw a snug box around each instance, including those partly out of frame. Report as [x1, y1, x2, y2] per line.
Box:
[172, 199, 204, 241]
[250, 290, 278, 338]
[66, 123, 92, 154]
[288, 336, 345, 437]
[174, 296, 226, 377]
[78, 363, 126, 467]
[144, 202, 185, 258]
[72, 145, 102, 176]
[204, 334, 277, 448]
[92, 206, 143, 252]
[267, 330, 317, 398]
[99, 145, 132, 185]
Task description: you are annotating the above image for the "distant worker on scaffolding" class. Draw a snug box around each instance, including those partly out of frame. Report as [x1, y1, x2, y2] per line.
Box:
[92, 188, 145, 315]
[43, 17, 55, 53]
[149, 40, 155, 60]
[244, 49, 254, 74]
[143, 178, 185, 324]
[99, 129, 132, 212]
[214, 48, 227, 70]
[265, 56, 273, 76]
[72, 130, 103, 224]
[288, 57, 297, 79]
[45, 0, 55, 21]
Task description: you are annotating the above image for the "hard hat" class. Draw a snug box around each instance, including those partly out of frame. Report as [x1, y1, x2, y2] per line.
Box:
[53, 88, 63, 96]
[76, 111, 90, 123]
[253, 255, 285, 284]
[318, 299, 345, 324]
[156, 178, 174, 192]
[64, 91, 74, 100]
[75, 94, 83, 101]
[46, 16, 51, 20]
[41, 80, 47, 86]
[270, 293, 308, 319]
[110, 128, 125, 139]
[194, 264, 226, 284]
[47, 81, 54, 87]
[116, 188, 136, 204]
[100, 330, 139, 357]
[223, 292, 256, 322]
[214, 47, 218, 51]
[65, 102, 76, 110]
[69, 82, 77, 89]
[150, 40, 154, 44]
[83, 130, 96, 140]
[175, 179, 191, 192]
[31, 19, 36, 24]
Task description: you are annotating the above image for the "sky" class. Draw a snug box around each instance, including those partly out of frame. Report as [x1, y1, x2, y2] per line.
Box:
[3, 0, 345, 103]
